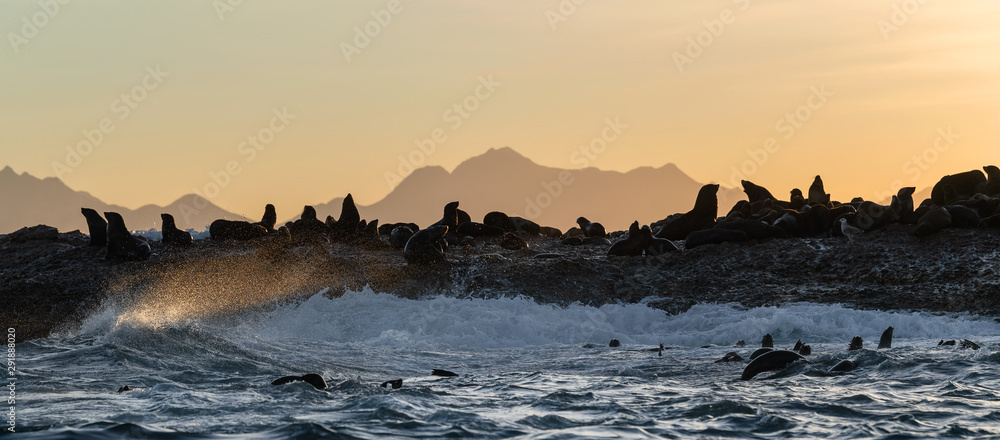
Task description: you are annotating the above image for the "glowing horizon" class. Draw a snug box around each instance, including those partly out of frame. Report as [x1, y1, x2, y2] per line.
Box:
[2, 0, 998, 218]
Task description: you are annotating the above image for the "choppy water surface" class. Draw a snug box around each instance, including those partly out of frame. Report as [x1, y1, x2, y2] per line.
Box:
[12, 290, 1000, 439]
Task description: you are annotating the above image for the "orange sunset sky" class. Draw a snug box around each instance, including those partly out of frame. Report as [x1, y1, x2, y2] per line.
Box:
[1, 0, 998, 219]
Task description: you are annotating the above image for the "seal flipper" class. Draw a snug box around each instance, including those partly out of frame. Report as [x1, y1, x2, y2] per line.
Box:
[432, 369, 459, 377]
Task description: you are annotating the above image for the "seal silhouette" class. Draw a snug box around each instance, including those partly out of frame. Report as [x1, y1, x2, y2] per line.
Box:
[160, 213, 192, 245]
[104, 212, 151, 261]
[80, 208, 107, 247]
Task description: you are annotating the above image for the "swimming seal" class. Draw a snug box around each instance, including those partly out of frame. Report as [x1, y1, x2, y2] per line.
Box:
[749, 348, 773, 360]
[271, 374, 328, 390]
[81, 208, 107, 247]
[741, 350, 805, 380]
[761, 333, 774, 348]
[403, 225, 449, 264]
[380, 379, 403, 389]
[878, 326, 893, 349]
[848, 336, 863, 351]
[160, 213, 192, 245]
[607, 221, 649, 256]
[103, 212, 151, 261]
[829, 360, 858, 373]
[655, 184, 719, 240]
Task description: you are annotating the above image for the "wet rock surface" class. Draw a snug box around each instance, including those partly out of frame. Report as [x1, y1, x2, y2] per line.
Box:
[2, 224, 999, 341]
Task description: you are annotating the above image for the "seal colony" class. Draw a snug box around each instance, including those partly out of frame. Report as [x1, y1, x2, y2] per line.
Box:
[76, 165, 1000, 267]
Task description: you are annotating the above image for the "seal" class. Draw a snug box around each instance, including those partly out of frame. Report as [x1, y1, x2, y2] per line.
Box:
[609, 339, 621, 347]
[655, 184, 720, 240]
[983, 165, 1000, 196]
[741, 180, 778, 204]
[684, 228, 748, 249]
[80, 207, 107, 247]
[380, 379, 403, 389]
[434, 202, 461, 230]
[607, 221, 649, 256]
[330, 194, 362, 241]
[403, 225, 449, 264]
[483, 211, 516, 232]
[432, 369, 459, 377]
[510, 216, 541, 235]
[808, 175, 830, 205]
[911, 207, 951, 236]
[946, 205, 980, 228]
[576, 217, 607, 237]
[749, 348, 773, 360]
[715, 219, 786, 240]
[457, 222, 505, 237]
[499, 232, 527, 250]
[931, 170, 986, 205]
[389, 225, 415, 249]
[289, 205, 329, 240]
[210, 219, 268, 241]
[896, 187, 917, 223]
[644, 226, 679, 256]
[160, 213, 192, 245]
[103, 211, 152, 261]
[848, 336, 863, 351]
[829, 360, 858, 373]
[878, 326, 893, 349]
[271, 374, 328, 390]
[761, 333, 774, 348]
[741, 350, 806, 380]
[254, 204, 277, 233]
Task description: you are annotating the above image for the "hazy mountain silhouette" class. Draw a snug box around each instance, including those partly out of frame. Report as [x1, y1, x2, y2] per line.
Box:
[310, 147, 745, 231]
[0, 166, 247, 234]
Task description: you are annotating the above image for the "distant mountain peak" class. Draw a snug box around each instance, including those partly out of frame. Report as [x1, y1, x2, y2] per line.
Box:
[0, 166, 17, 179]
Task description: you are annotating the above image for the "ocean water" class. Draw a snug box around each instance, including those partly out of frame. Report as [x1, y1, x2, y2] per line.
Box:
[10, 289, 1000, 439]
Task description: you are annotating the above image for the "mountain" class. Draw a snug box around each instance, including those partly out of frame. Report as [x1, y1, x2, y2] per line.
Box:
[0, 166, 246, 234]
[309, 147, 746, 231]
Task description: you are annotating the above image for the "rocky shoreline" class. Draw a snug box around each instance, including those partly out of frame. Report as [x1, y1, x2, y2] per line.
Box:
[2, 224, 999, 341]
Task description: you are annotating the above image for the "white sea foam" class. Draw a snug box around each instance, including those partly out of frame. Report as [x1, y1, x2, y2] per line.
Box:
[238, 288, 1000, 350]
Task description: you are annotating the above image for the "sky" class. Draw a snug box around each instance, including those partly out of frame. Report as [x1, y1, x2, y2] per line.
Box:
[2, 0, 998, 218]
